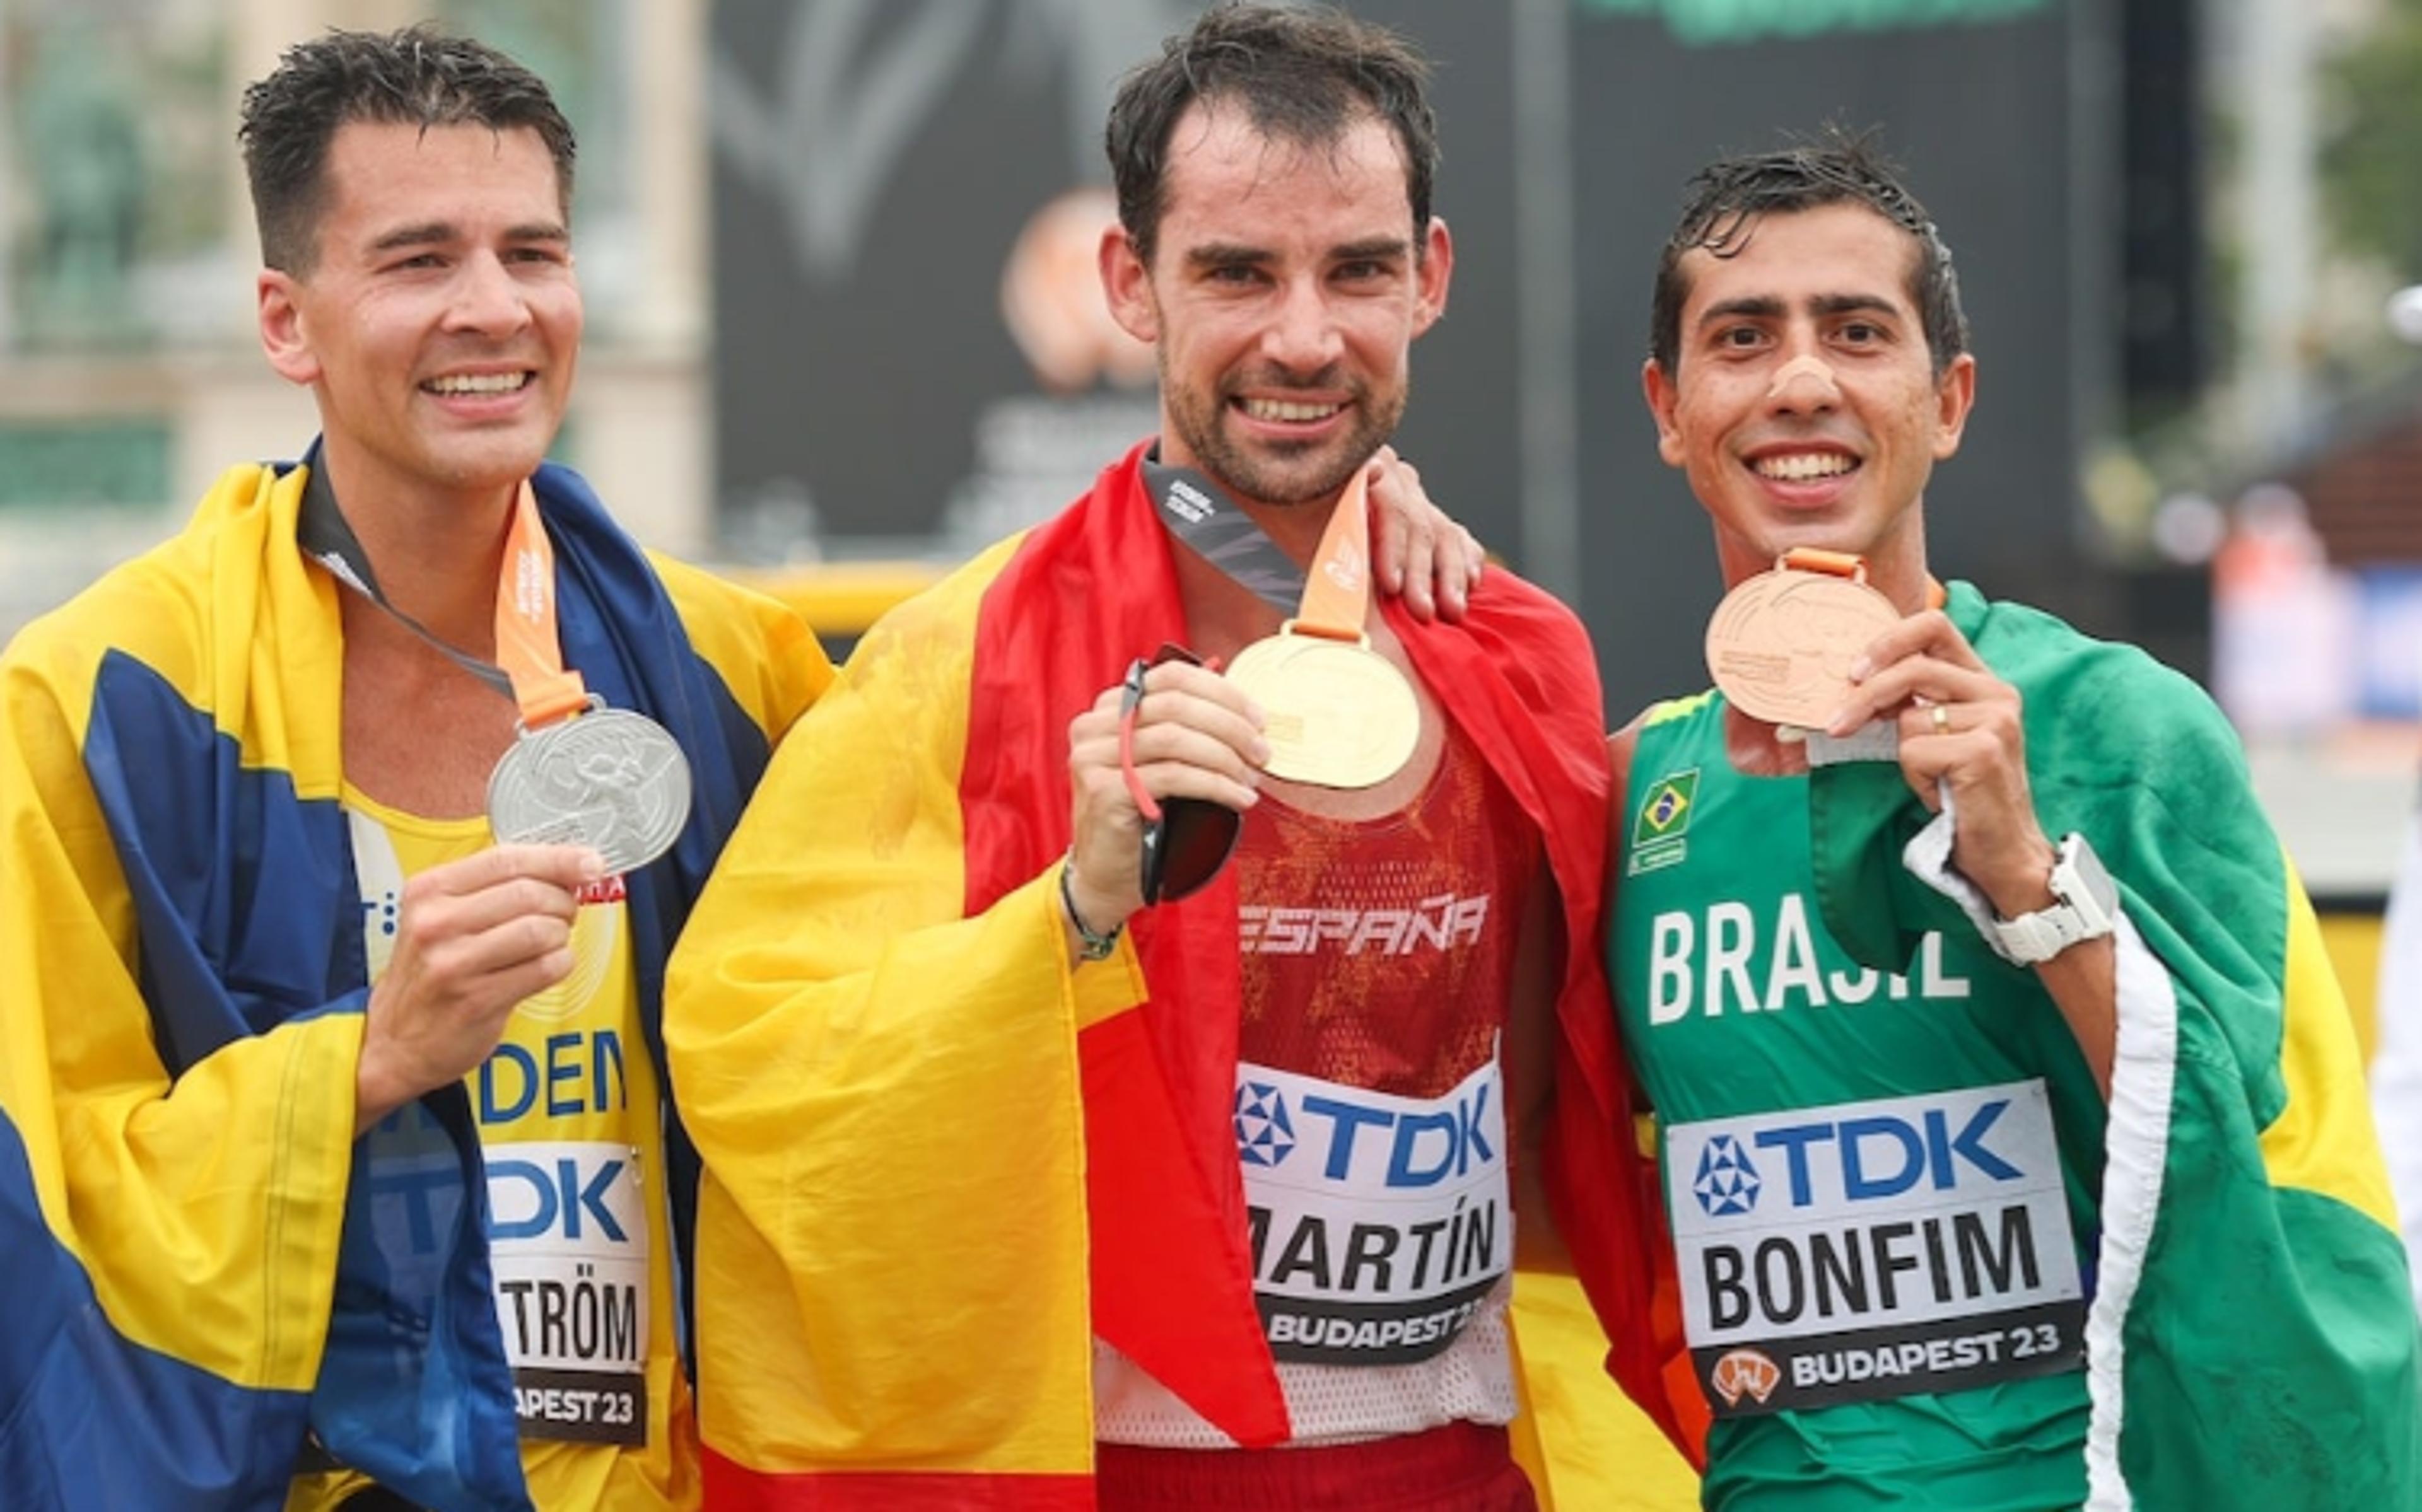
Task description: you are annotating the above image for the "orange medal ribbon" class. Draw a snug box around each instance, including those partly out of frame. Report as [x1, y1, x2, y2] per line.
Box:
[492, 482, 592, 730]
[480, 482, 694, 878]
[1774, 547, 1948, 612]
[1222, 468, 1422, 789]
[1289, 466, 1378, 641]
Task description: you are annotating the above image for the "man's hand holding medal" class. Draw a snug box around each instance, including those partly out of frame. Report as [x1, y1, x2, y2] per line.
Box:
[355, 842, 604, 1132]
[1820, 607, 2058, 922]
[1058, 453, 1474, 956]
[1708, 550, 2057, 920]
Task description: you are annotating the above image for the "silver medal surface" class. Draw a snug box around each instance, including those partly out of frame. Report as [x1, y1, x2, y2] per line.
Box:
[488, 705, 693, 875]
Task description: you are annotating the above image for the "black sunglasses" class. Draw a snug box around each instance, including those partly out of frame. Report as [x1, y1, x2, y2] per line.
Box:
[1120, 643, 1246, 905]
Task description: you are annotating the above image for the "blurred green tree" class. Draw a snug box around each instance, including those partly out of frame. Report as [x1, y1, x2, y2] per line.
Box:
[2321, 0, 2422, 281]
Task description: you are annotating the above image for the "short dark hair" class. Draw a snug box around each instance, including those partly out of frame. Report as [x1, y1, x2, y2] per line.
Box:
[1650, 127, 1969, 376]
[238, 25, 576, 275]
[1105, 3, 1439, 266]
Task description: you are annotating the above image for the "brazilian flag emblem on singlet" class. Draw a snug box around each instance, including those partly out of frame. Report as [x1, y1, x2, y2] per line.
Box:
[1630, 767, 1699, 875]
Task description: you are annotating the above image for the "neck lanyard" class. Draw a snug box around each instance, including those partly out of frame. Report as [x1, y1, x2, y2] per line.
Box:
[298, 461, 590, 730]
[1138, 451, 1374, 635]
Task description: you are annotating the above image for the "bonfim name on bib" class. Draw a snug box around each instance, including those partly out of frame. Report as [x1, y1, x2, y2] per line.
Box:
[1665, 1081, 2085, 1417]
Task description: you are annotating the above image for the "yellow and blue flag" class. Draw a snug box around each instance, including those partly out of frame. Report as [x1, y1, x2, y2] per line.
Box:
[0, 455, 822, 1508]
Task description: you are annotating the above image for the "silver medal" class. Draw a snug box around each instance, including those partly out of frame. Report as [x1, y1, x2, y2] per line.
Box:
[487, 700, 692, 875]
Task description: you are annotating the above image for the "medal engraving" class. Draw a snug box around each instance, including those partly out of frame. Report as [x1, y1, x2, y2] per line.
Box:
[489, 706, 693, 875]
[1705, 568, 1900, 728]
[1226, 629, 1420, 789]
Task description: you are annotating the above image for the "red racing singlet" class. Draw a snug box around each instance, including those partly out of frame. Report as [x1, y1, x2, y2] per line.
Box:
[1237, 719, 1536, 1096]
[1095, 718, 1542, 1463]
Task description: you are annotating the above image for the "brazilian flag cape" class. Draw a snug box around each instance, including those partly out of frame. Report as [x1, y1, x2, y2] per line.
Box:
[1808, 583, 2422, 1509]
[0, 457, 826, 1509]
[667, 443, 1707, 1509]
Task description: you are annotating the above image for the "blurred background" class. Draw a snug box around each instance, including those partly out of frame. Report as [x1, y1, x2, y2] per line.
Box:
[0, 0, 2415, 996]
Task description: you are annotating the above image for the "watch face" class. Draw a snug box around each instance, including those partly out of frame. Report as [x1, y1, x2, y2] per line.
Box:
[2061, 834, 2120, 915]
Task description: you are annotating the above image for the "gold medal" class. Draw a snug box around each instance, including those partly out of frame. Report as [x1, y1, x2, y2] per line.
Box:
[1226, 624, 1420, 789]
[1705, 555, 1900, 728]
[1207, 464, 1424, 789]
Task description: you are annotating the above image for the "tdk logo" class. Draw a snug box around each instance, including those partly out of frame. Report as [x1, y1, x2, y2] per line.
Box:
[490, 1155, 628, 1243]
[1232, 1083, 1499, 1186]
[1235, 1082, 1297, 1168]
[1693, 1135, 1762, 1217]
[1753, 1099, 2021, 1209]
[1292, 1086, 1496, 1189]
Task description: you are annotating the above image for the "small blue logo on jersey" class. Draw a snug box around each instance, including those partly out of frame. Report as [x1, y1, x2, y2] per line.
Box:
[1234, 1081, 1296, 1168]
[1692, 1134, 1762, 1216]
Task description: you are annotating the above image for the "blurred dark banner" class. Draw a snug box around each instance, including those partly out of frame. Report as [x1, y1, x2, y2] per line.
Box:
[713, 0, 2189, 712]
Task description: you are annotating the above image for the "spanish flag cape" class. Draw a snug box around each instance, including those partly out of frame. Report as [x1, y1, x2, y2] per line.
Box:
[670, 443, 1703, 1509]
[0, 457, 821, 1509]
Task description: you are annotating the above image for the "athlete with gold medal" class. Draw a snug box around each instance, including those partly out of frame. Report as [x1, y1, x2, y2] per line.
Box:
[1034, 18, 1600, 1491]
[665, 9, 1695, 1504]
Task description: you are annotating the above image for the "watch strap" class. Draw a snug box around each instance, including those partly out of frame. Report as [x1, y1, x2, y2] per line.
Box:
[1985, 902, 2101, 966]
[1905, 798, 2117, 968]
[1983, 834, 2118, 967]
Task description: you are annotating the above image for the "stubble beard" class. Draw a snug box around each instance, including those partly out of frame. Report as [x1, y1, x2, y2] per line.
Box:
[1164, 365, 1405, 511]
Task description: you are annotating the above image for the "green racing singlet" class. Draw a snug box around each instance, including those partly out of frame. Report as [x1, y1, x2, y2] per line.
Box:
[1613, 691, 2103, 1511]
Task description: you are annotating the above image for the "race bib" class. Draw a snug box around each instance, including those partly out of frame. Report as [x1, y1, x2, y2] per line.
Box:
[1237, 1057, 1511, 1366]
[486, 1141, 650, 1444]
[1664, 1080, 2085, 1417]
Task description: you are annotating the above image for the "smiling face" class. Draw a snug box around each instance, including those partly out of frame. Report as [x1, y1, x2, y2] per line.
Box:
[1642, 201, 1974, 596]
[257, 120, 581, 512]
[1101, 101, 1451, 514]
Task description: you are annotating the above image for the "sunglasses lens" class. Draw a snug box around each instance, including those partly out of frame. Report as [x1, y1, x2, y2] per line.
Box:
[1154, 796, 1242, 902]
[1139, 813, 1170, 904]
[1128, 642, 1239, 905]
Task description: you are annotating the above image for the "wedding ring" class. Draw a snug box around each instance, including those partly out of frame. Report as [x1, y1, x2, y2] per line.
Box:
[1930, 703, 1951, 736]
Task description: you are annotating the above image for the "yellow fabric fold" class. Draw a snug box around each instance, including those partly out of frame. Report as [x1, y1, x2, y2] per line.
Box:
[668, 537, 1120, 1477]
[648, 551, 834, 725]
[2261, 853, 2399, 1230]
[1, 463, 356, 1392]
[1511, 1269, 1701, 1511]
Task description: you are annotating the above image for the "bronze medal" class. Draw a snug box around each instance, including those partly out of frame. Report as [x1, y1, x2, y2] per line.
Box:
[1705, 565, 1900, 728]
[1226, 625, 1420, 789]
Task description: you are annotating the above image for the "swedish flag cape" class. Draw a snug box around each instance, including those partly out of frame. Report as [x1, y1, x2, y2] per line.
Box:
[0, 457, 824, 1509]
[667, 443, 1705, 1509]
[1806, 583, 2422, 1509]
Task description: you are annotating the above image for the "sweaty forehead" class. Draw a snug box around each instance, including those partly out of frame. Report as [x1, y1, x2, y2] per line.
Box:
[1678, 204, 1923, 317]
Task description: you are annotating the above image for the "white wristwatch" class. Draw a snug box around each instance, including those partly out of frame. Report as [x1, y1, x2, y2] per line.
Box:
[1982, 832, 2119, 967]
